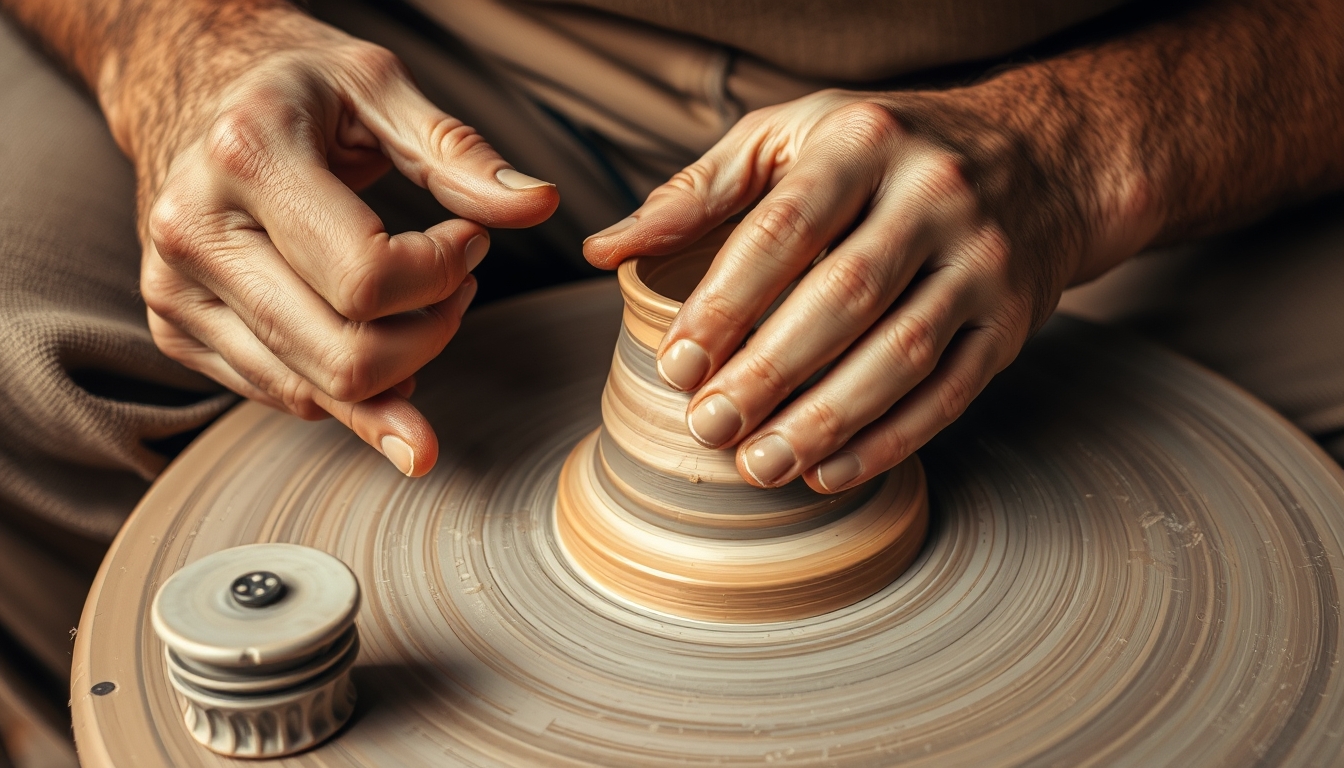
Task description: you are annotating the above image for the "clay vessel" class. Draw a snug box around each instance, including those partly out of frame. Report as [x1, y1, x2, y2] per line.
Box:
[554, 228, 929, 622]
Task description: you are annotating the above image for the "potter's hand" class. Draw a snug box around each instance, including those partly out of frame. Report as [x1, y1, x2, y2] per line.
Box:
[114, 6, 556, 475]
[585, 88, 1150, 492]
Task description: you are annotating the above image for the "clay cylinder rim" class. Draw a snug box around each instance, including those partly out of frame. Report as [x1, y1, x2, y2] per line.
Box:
[617, 259, 680, 348]
[615, 224, 730, 349]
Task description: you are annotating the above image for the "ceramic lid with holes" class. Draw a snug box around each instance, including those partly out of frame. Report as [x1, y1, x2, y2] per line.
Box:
[150, 543, 359, 669]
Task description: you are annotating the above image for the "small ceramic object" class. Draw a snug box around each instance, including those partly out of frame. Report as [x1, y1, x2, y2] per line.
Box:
[150, 543, 361, 758]
[554, 226, 929, 622]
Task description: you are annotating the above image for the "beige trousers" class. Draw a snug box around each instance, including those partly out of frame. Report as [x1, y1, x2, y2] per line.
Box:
[0, 2, 1340, 764]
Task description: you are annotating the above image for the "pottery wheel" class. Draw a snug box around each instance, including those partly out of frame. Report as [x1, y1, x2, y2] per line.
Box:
[72, 279, 1344, 767]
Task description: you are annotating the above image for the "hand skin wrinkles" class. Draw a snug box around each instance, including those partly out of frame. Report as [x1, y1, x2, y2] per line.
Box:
[0, 0, 556, 477]
[2, 1, 300, 237]
[2, 0, 1342, 486]
[581, 0, 1344, 491]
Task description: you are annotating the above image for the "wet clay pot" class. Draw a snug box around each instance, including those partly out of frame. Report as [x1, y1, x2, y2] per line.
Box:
[554, 231, 929, 622]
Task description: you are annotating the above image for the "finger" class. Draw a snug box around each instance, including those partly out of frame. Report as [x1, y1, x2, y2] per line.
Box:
[581, 112, 774, 269]
[805, 325, 1012, 494]
[582, 96, 899, 268]
[339, 53, 558, 228]
[681, 193, 934, 450]
[147, 309, 290, 413]
[316, 387, 439, 478]
[211, 116, 489, 321]
[652, 146, 884, 399]
[728, 267, 978, 487]
[152, 191, 474, 402]
[149, 283, 464, 477]
[185, 330, 435, 477]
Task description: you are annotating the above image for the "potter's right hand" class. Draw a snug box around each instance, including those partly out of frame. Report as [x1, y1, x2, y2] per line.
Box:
[114, 5, 557, 476]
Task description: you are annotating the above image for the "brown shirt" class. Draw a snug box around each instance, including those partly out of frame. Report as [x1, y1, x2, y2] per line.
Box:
[527, 0, 1126, 81]
[410, 0, 1125, 191]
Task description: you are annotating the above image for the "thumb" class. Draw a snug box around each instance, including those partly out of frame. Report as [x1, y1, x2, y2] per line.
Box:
[582, 119, 767, 269]
[346, 56, 559, 228]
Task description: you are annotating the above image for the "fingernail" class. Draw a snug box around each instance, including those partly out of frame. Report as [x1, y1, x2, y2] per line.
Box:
[464, 235, 489, 272]
[687, 394, 742, 447]
[381, 435, 415, 476]
[657, 339, 710, 391]
[742, 433, 798, 487]
[453, 276, 478, 313]
[392, 376, 416, 398]
[816, 451, 862, 492]
[495, 168, 554, 190]
[584, 216, 637, 243]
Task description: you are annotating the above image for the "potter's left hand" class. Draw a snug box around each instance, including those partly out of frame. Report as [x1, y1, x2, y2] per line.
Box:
[584, 88, 1152, 492]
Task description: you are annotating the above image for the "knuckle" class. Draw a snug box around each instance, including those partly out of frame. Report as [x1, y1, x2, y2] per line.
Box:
[253, 366, 311, 419]
[692, 292, 743, 337]
[827, 101, 904, 149]
[419, 117, 492, 191]
[742, 352, 792, 402]
[873, 428, 912, 470]
[664, 163, 715, 200]
[994, 297, 1035, 347]
[816, 256, 889, 320]
[280, 379, 325, 421]
[204, 107, 276, 182]
[883, 313, 941, 374]
[801, 399, 850, 448]
[660, 162, 741, 219]
[139, 266, 182, 320]
[428, 116, 487, 164]
[347, 43, 406, 85]
[914, 153, 972, 204]
[147, 192, 199, 267]
[978, 319, 1028, 370]
[332, 255, 384, 321]
[320, 336, 379, 402]
[935, 370, 979, 424]
[250, 364, 286, 401]
[227, 275, 290, 357]
[745, 196, 815, 258]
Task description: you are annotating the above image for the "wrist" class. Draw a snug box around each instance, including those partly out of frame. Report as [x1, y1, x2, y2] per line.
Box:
[95, 0, 315, 166]
[972, 64, 1160, 283]
[906, 63, 1160, 290]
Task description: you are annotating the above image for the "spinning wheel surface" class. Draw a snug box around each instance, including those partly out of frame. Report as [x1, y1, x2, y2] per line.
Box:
[72, 280, 1344, 767]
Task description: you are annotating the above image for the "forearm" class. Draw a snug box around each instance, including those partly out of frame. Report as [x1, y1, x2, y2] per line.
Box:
[0, 0, 319, 200]
[967, 0, 1344, 277]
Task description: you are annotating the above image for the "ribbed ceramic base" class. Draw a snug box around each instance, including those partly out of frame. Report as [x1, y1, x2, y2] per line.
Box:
[167, 633, 359, 758]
